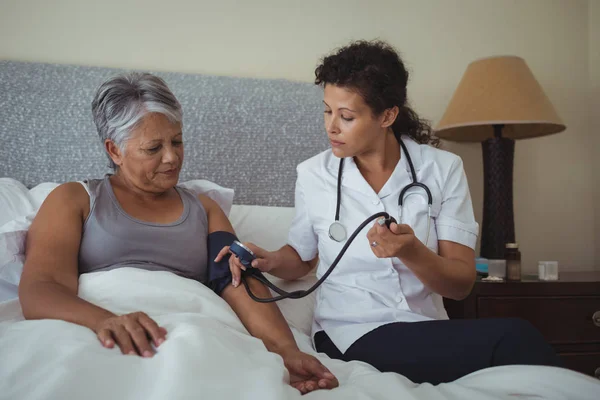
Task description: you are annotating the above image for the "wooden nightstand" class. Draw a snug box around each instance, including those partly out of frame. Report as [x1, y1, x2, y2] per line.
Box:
[443, 271, 600, 379]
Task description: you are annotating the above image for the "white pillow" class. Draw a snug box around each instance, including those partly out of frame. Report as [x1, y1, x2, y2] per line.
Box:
[0, 213, 34, 265]
[0, 213, 34, 302]
[0, 262, 21, 302]
[266, 274, 317, 337]
[0, 178, 35, 226]
[0, 181, 70, 285]
[229, 204, 317, 336]
[29, 182, 60, 210]
[179, 179, 235, 216]
[228, 205, 295, 251]
[0, 179, 38, 302]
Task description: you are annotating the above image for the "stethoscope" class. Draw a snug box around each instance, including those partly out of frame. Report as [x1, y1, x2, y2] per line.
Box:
[233, 138, 434, 303]
[328, 139, 433, 247]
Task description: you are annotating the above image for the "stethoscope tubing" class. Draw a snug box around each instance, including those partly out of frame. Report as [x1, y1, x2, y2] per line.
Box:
[242, 139, 434, 303]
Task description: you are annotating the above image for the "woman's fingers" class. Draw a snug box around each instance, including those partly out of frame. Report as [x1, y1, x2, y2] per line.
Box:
[97, 328, 115, 348]
[112, 325, 136, 355]
[229, 256, 243, 287]
[125, 322, 155, 358]
[232, 255, 247, 271]
[367, 223, 400, 258]
[390, 223, 413, 235]
[217, 245, 248, 288]
[138, 313, 166, 347]
[367, 225, 383, 248]
[214, 246, 230, 262]
[97, 313, 168, 357]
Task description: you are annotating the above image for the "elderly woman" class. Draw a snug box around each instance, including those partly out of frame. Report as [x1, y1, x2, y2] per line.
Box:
[18, 72, 338, 395]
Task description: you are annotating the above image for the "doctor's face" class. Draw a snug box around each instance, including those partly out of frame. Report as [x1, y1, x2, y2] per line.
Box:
[323, 84, 388, 158]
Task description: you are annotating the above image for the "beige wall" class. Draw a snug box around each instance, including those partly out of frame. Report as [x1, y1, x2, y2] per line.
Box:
[591, 0, 600, 265]
[0, 0, 596, 272]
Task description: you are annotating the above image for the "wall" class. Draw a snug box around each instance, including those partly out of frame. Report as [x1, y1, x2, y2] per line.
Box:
[590, 0, 600, 265]
[0, 0, 596, 272]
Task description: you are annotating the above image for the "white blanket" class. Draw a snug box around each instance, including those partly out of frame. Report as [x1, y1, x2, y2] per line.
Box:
[0, 268, 598, 400]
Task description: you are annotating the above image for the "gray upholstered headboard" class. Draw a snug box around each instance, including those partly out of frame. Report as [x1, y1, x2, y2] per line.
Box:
[0, 61, 328, 206]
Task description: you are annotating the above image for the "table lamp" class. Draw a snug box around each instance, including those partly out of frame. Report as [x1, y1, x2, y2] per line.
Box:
[435, 56, 566, 259]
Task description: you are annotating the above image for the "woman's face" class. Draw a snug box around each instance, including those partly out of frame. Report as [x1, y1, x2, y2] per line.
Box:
[323, 84, 391, 159]
[107, 112, 184, 193]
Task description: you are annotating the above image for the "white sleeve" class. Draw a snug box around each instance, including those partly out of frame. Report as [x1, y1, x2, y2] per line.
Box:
[436, 158, 479, 250]
[287, 173, 318, 261]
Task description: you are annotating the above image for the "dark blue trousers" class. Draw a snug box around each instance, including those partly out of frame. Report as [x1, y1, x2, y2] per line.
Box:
[314, 318, 562, 384]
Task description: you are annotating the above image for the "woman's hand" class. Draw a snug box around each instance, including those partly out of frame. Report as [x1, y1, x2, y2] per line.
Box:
[94, 312, 167, 357]
[279, 348, 339, 394]
[366, 218, 418, 259]
[214, 243, 277, 287]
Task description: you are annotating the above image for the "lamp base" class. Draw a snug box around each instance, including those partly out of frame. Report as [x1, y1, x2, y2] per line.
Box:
[480, 137, 515, 259]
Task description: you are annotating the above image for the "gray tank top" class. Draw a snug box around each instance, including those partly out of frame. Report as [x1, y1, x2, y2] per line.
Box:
[78, 175, 209, 283]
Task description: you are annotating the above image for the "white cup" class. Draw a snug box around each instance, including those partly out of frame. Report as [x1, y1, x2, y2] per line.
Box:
[538, 261, 559, 281]
[488, 259, 506, 278]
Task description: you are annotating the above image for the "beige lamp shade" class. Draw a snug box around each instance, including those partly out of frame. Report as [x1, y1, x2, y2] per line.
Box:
[435, 56, 566, 141]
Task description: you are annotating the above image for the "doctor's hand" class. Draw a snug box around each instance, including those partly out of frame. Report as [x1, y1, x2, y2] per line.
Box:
[214, 243, 276, 288]
[367, 218, 418, 259]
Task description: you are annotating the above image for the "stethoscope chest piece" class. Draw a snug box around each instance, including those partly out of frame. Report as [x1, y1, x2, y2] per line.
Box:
[328, 221, 347, 242]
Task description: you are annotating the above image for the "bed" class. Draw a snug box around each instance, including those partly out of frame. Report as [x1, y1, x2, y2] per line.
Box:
[1, 60, 598, 399]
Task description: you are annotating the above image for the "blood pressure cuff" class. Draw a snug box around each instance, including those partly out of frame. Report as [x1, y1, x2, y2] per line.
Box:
[206, 231, 267, 296]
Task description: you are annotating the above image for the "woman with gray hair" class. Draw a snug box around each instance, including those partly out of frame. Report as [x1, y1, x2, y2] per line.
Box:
[18, 72, 338, 395]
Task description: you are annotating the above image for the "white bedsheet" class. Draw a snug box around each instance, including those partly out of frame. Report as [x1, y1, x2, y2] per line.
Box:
[0, 268, 598, 400]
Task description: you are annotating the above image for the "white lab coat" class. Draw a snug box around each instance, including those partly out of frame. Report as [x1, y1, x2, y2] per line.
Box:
[287, 135, 480, 353]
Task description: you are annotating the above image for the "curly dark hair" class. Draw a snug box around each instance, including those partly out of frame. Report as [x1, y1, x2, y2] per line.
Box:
[315, 40, 438, 147]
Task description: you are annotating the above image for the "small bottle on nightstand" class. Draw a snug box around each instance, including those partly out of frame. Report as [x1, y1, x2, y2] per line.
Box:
[505, 243, 521, 281]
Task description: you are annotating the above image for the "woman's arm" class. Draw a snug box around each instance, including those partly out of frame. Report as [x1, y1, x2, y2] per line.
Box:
[199, 195, 301, 350]
[223, 244, 316, 284]
[403, 238, 475, 300]
[367, 157, 478, 300]
[268, 246, 318, 280]
[19, 183, 166, 355]
[218, 168, 318, 283]
[199, 195, 337, 393]
[367, 222, 475, 300]
[19, 183, 113, 327]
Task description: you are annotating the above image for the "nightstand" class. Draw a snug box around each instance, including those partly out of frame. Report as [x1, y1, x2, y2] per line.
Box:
[443, 271, 600, 379]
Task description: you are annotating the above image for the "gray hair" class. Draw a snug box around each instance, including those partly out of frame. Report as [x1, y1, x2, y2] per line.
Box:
[91, 72, 183, 169]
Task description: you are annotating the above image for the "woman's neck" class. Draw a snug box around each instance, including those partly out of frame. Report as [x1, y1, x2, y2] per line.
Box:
[354, 131, 401, 175]
[110, 171, 169, 202]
